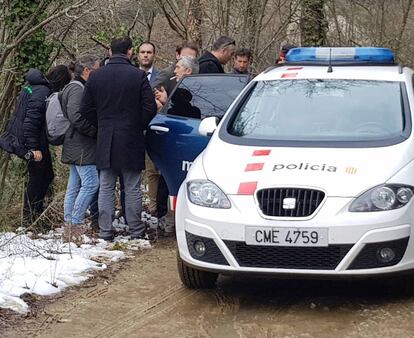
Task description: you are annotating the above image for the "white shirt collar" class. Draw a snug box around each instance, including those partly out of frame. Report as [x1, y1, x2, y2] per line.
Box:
[141, 65, 154, 81]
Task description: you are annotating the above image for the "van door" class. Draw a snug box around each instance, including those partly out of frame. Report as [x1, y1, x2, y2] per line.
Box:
[146, 74, 249, 196]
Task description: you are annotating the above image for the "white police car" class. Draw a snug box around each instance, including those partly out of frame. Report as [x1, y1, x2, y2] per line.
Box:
[174, 47, 414, 289]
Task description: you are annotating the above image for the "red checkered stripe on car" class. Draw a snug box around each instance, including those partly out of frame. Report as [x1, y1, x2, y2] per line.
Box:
[281, 66, 303, 78]
[237, 149, 271, 195]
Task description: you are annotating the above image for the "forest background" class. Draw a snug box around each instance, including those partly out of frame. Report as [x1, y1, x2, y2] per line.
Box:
[0, 0, 413, 229]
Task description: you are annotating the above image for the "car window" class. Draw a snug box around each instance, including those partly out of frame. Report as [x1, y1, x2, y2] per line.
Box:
[228, 79, 406, 143]
[163, 75, 248, 119]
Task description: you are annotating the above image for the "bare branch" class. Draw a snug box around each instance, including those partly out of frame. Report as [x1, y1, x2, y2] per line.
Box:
[89, 35, 110, 50]
[0, 0, 89, 70]
[128, 8, 141, 36]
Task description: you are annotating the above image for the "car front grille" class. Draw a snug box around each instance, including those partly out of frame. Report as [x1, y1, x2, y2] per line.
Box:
[224, 241, 352, 270]
[256, 188, 325, 217]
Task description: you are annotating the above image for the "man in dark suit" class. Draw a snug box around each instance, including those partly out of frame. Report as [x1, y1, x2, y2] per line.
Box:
[81, 37, 157, 241]
[136, 41, 161, 226]
[137, 41, 159, 87]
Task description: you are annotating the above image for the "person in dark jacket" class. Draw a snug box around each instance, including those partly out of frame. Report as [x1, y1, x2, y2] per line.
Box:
[23, 65, 71, 223]
[61, 56, 100, 237]
[198, 36, 236, 74]
[81, 37, 157, 241]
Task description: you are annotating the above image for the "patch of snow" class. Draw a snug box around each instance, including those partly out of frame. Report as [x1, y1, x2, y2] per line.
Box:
[0, 229, 151, 314]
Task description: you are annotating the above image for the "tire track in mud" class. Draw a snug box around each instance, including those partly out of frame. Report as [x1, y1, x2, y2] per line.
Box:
[18, 313, 62, 337]
[17, 284, 111, 337]
[93, 284, 197, 338]
[82, 285, 109, 299]
[214, 288, 240, 314]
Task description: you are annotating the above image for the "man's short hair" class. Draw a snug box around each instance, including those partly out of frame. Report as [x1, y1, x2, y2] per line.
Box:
[212, 36, 236, 51]
[178, 56, 199, 74]
[74, 55, 100, 76]
[234, 48, 252, 60]
[138, 41, 156, 54]
[176, 42, 199, 56]
[110, 37, 133, 55]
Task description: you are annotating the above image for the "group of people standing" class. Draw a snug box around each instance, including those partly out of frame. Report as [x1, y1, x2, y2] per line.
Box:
[3, 34, 255, 242]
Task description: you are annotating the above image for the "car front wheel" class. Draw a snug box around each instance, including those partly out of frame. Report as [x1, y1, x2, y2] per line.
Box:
[177, 251, 218, 289]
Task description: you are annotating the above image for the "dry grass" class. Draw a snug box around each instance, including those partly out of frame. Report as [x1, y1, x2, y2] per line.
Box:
[0, 148, 68, 232]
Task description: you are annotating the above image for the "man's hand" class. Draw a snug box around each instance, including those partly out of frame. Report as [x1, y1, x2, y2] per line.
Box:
[154, 86, 167, 105]
[32, 150, 43, 162]
[155, 99, 164, 112]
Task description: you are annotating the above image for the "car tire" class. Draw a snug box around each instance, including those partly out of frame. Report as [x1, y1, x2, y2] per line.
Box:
[177, 251, 218, 289]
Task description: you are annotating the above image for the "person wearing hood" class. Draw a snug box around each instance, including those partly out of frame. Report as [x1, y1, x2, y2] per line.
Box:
[198, 36, 236, 74]
[23, 65, 71, 224]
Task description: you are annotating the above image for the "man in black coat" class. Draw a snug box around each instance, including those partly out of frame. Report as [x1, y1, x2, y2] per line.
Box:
[22, 69, 53, 223]
[81, 37, 157, 241]
[22, 66, 71, 223]
[198, 36, 236, 74]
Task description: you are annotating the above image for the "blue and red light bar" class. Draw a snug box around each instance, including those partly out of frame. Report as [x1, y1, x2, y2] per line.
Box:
[286, 47, 395, 64]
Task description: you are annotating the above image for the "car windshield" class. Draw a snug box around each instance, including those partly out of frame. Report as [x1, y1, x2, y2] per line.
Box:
[228, 79, 406, 142]
[164, 75, 248, 119]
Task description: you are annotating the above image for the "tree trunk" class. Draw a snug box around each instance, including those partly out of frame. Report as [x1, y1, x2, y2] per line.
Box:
[300, 0, 327, 46]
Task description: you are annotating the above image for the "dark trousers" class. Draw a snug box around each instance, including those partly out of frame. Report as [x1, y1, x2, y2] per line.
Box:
[24, 150, 54, 222]
[156, 175, 169, 218]
[89, 173, 127, 226]
[119, 174, 127, 223]
[98, 169, 144, 239]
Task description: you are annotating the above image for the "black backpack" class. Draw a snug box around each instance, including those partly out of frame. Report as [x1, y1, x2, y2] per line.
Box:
[0, 86, 32, 159]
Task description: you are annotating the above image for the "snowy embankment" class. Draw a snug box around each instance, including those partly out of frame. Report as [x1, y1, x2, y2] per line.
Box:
[0, 229, 151, 314]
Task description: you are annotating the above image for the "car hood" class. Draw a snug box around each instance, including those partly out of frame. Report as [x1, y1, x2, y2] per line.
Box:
[202, 141, 414, 197]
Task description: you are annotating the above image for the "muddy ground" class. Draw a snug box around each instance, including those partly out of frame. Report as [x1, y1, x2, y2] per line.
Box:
[3, 238, 414, 338]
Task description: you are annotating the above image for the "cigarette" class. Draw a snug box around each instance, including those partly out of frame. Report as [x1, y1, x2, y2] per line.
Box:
[169, 76, 176, 80]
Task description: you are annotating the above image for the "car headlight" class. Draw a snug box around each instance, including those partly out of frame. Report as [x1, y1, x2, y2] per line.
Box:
[187, 180, 231, 209]
[349, 184, 414, 212]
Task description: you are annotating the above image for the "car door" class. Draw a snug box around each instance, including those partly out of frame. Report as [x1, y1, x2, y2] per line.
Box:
[146, 74, 249, 196]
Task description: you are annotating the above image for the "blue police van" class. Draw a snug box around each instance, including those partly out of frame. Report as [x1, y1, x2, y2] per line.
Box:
[146, 74, 250, 201]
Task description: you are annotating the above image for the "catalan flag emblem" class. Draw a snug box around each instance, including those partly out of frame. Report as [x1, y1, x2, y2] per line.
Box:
[345, 167, 357, 175]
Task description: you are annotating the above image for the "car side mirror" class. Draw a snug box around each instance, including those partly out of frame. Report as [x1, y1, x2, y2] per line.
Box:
[199, 117, 218, 137]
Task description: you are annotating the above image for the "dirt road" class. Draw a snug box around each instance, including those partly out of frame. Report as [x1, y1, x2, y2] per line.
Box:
[4, 238, 414, 338]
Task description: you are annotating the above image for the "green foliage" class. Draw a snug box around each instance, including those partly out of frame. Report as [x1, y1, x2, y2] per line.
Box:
[4, 1, 44, 29]
[15, 30, 54, 74]
[5, 0, 56, 80]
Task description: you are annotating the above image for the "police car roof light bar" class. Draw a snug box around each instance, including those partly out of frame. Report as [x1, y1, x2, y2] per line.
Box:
[285, 47, 395, 64]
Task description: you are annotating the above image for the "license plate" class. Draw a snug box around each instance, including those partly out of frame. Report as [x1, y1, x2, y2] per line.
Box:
[245, 227, 328, 247]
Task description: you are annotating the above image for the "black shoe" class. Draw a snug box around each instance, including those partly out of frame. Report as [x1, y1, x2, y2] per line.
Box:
[100, 233, 115, 242]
